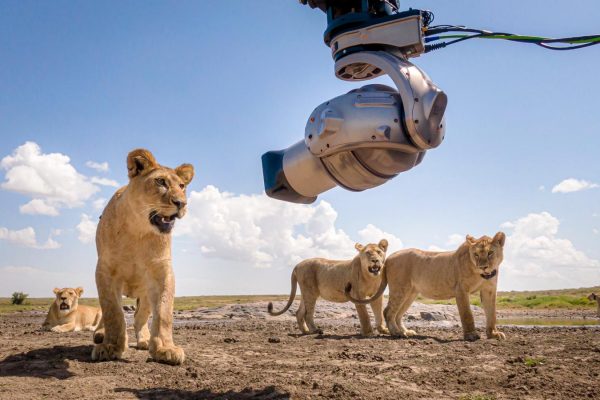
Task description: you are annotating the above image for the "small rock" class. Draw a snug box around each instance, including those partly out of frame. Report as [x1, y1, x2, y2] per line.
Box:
[268, 337, 280, 343]
[223, 337, 238, 343]
[420, 311, 446, 321]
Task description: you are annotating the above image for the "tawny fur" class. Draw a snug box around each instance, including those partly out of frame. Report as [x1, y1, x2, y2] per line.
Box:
[42, 287, 101, 333]
[91, 149, 194, 365]
[268, 240, 390, 336]
[346, 232, 507, 341]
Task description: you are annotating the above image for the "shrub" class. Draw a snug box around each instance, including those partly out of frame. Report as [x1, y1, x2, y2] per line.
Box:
[11, 292, 28, 305]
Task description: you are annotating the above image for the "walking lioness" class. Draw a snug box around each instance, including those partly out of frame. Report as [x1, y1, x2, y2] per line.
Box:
[268, 240, 389, 336]
[588, 293, 600, 317]
[92, 149, 194, 365]
[346, 232, 506, 341]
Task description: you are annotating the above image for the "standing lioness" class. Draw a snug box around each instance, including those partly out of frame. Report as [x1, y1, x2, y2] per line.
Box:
[268, 240, 389, 336]
[92, 149, 194, 365]
[346, 232, 506, 341]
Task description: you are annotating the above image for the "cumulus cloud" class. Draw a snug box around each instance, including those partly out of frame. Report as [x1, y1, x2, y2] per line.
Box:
[176, 185, 403, 268]
[500, 211, 600, 289]
[0, 226, 60, 249]
[19, 199, 59, 216]
[77, 214, 97, 244]
[90, 177, 119, 187]
[1, 142, 99, 215]
[93, 198, 108, 210]
[551, 178, 599, 194]
[357, 224, 403, 252]
[86, 161, 109, 172]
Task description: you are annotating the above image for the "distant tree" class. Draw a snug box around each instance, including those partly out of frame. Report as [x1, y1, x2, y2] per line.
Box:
[11, 292, 28, 305]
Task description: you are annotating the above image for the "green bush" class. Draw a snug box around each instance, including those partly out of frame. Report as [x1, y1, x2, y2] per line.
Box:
[11, 292, 28, 305]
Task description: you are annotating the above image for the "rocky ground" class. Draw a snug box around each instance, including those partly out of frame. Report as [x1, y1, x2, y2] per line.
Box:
[0, 301, 599, 399]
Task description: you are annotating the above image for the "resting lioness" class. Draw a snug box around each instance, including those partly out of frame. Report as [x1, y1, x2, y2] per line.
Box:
[346, 233, 506, 341]
[92, 149, 194, 365]
[268, 240, 389, 336]
[42, 287, 101, 332]
[588, 293, 600, 317]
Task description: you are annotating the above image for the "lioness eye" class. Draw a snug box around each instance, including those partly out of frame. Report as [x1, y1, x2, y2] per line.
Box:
[156, 178, 166, 187]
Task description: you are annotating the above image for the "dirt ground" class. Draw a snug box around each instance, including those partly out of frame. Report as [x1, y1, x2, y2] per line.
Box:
[1, 302, 599, 400]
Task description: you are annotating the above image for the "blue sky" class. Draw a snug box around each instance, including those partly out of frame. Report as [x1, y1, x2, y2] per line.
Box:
[1, 1, 599, 297]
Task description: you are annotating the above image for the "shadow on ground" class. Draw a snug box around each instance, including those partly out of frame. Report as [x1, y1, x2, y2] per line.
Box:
[115, 386, 290, 400]
[0, 345, 96, 379]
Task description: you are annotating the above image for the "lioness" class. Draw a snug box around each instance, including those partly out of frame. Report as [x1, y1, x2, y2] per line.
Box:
[42, 287, 101, 332]
[268, 240, 389, 336]
[588, 293, 600, 317]
[346, 232, 506, 341]
[92, 149, 194, 365]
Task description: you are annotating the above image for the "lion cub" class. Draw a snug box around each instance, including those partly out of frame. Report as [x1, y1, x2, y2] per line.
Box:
[42, 287, 101, 332]
[92, 149, 194, 365]
[347, 233, 506, 341]
[268, 240, 389, 336]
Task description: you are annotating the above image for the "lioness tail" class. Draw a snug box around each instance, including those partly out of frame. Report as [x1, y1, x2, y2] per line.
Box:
[344, 274, 387, 305]
[268, 270, 297, 316]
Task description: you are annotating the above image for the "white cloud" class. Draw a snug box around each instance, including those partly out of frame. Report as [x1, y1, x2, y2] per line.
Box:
[76, 214, 97, 244]
[19, 199, 59, 216]
[426, 233, 464, 252]
[0, 226, 60, 249]
[85, 161, 109, 172]
[90, 177, 119, 187]
[538, 185, 545, 191]
[357, 224, 403, 253]
[0, 266, 95, 297]
[593, 228, 599, 235]
[176, 185, 401, 269]
[551, 178, 599, 194]
[1, 142, 99, 215]
[499, 211, 600, 290]
[93, 198, 108, 210]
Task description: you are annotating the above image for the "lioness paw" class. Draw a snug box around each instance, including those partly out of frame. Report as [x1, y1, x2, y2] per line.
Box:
[136, 339, 150, 350]
[151, 345, 185, 365]
[50, 326, 63, 333]
[464, 332, 481, 342]
[376, 326, 390, 334]
[488, 330, 506, 340]
[92, 343, 124, 361]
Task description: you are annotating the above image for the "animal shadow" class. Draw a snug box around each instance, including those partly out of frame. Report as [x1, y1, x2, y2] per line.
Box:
[115, 386, 290, 399]
[0, 344, 98, 379]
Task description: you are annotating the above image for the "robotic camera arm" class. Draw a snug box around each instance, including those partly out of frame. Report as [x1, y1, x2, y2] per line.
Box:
[262, 0, 446, 204]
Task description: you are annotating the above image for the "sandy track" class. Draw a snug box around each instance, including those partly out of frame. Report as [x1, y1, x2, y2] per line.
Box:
[1, 302, 599, 399]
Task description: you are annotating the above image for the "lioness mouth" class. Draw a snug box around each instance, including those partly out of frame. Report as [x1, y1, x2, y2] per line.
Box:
[149, 212, 178, 234]
[368, 266, 381, 275]
[480, 270, 497, 280]
[59, 303, 70, 310]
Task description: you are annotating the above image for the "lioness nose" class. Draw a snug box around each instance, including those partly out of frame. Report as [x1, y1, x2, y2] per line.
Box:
[60, 297, 67, 301]
[172, 199, 186, 209]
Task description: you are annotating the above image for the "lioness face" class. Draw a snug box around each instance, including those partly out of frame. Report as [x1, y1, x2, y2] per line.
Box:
[355, 239, 388, 276]
[466, 232, 506, 280]
[53, 287, 83, 314]
[126, 149, 194, 235]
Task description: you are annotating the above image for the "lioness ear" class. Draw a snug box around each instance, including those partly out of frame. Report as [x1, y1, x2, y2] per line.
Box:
[75, 287, 84, 297]
[175, 163, 194, 185]
[127, 149, 158, 179]
[493, 231, 506, 247]
[53, 288, 60, 295]
[378, 239, 388, 252]
[466, 235, 477, 245]
[355, 243, 364, 252]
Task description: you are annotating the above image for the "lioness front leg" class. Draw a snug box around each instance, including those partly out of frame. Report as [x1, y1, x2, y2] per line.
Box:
[355, 304, 374, 336]
[148, 265, 184, 365]
[369, 295, 388, 334]
[481, 287, 505, 340]
[134, 296, 152, 350]
[51, 322, 76, 333]
[456, 289, 479, 341]
[92, 269, 128, 361]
